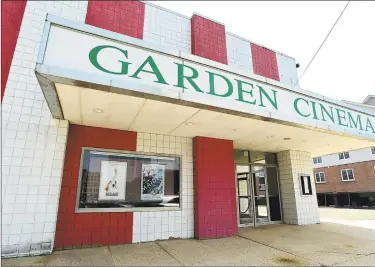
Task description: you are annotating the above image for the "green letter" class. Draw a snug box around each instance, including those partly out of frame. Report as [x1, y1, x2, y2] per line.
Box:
[336, 109, 348, 127]
[310, 101, 319, 120]
[365, 118, 375, 133]
[174, 63, 204, 92]
[206, 71, 233, 97]
[235, 79, 256, 105]
[294, 97, 310, 117]
[320, 104, 335, 123]
[348, 113, 363, 130]
[89, 45, 131, 75]
[130, 56, 168, 85]
[258, 86, 278, 110]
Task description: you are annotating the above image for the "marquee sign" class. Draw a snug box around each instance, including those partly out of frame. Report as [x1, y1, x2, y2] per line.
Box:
[39, 23, 375, 139]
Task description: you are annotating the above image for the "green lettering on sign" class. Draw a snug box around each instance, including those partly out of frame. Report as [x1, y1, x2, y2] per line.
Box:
[294, 98, 310, 117]
[258, 86, 278, 110]
[348, 113, 363, 131]
[130, 56, 168, 85]
[320, 104, 335, 123]
[206, 71, 233, 97]
[87, 45, 375, 137]
[174, 63, 204, 93]
[336, 109, 348, 127]
[235, 79, 256, 105]
[89, 45, 131, 75]
[365, 118, 375, 133]
[310, 101, 319, 120]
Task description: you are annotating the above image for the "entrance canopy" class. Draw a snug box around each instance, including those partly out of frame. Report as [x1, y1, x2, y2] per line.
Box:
[36, 15, 375, 156]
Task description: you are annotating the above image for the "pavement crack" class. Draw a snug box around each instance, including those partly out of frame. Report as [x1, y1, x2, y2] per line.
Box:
[314, 250, 363, 255]
[107, 246, 116, 266]
[155, 241, 185, 266]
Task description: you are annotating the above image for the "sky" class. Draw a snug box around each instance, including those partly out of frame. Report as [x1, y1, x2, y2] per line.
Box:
[151, 1, 375, 103]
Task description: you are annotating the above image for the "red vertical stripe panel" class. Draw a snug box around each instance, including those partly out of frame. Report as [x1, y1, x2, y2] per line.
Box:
[85, 0, 145, 39]
[251, 43, 280, 81]
[191, 15, 228, 64]
[1, 0, 27, 101]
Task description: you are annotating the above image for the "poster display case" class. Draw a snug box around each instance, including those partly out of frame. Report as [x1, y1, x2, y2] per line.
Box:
[76, 148, 181, 212]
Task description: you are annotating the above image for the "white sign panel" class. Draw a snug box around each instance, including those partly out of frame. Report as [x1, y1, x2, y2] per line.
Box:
[41, 25, 375, 139]
[99, 161, 127, 201]
[141, 163, 165, 201]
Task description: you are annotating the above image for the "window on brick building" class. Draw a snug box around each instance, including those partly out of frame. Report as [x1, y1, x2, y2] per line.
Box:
[341, 169, 355, 181]
[338, 152, 350, 160]
[313, 157, 322, 164]
[76, 148, 181, 212]
[371, 147, 375, 155]
[315, 172, 325, 183]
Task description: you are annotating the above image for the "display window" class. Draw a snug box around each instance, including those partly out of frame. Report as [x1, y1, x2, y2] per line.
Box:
[76, 148, 181, 212]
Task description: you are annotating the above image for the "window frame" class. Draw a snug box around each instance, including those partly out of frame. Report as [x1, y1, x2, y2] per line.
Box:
[75, 147, 183, 213]
[338, 152, 350, 160]
[341, 168, 355, 182]
[315, 172, 326, 183]
[313, 157, 322, 164]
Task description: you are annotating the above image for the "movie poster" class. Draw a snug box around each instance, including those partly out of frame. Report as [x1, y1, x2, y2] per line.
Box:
[99, 161, 127, 201]
[141, 164, 165, 201]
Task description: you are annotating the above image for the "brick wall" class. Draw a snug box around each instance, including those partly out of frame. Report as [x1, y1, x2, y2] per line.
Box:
[191, 14, 227, 64]
[85, 0, 145, 39]
[1, 0, 27, 101]
[193, 137, 237, 239]
[315, 160, 375, 193]
[54, 125, 136, 249]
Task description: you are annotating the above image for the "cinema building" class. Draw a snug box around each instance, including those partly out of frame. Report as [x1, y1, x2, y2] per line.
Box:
[2, 0, 375, 258]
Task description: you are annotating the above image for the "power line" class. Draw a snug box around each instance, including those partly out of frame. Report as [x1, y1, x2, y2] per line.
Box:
[294, 1, 351, 87]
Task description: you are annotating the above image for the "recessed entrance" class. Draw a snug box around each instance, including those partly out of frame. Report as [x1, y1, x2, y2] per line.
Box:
[235, 150, 282, 227]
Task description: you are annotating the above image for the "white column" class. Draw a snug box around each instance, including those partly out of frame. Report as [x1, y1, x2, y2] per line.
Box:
[277, 150, 320, 225]
[1, 1, 88, 258]
[133, 133, 194, 243]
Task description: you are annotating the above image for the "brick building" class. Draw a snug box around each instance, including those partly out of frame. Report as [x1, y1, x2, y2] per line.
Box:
[2, 0, 375, 258]
[313, 95, 375, 208]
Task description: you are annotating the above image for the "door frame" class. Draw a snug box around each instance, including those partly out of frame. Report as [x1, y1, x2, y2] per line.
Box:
[235, 164, 254, 227]
[235, 161, 283, 227]
[251, 164, 271, 224]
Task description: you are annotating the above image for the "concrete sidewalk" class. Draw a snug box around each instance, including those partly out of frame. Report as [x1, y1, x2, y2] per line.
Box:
[2, 223, 375, 266]
[319, 207, 375, 230]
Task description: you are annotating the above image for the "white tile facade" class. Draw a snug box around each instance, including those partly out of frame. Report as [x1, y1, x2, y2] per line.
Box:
[226, 33, 254, 75]
[277, 150, 320, 225]
[133, 133, 194, 243]
[276, 53, 299, 88]
[1, 1, 88, 258]
[143, 3, 191, 54]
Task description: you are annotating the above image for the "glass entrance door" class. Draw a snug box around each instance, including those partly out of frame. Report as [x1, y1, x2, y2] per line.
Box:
[266, 166, 282, 221]
[252, 165, 269, 224]
[236, 165, 254, 225]
[236, 162, 282, 227]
